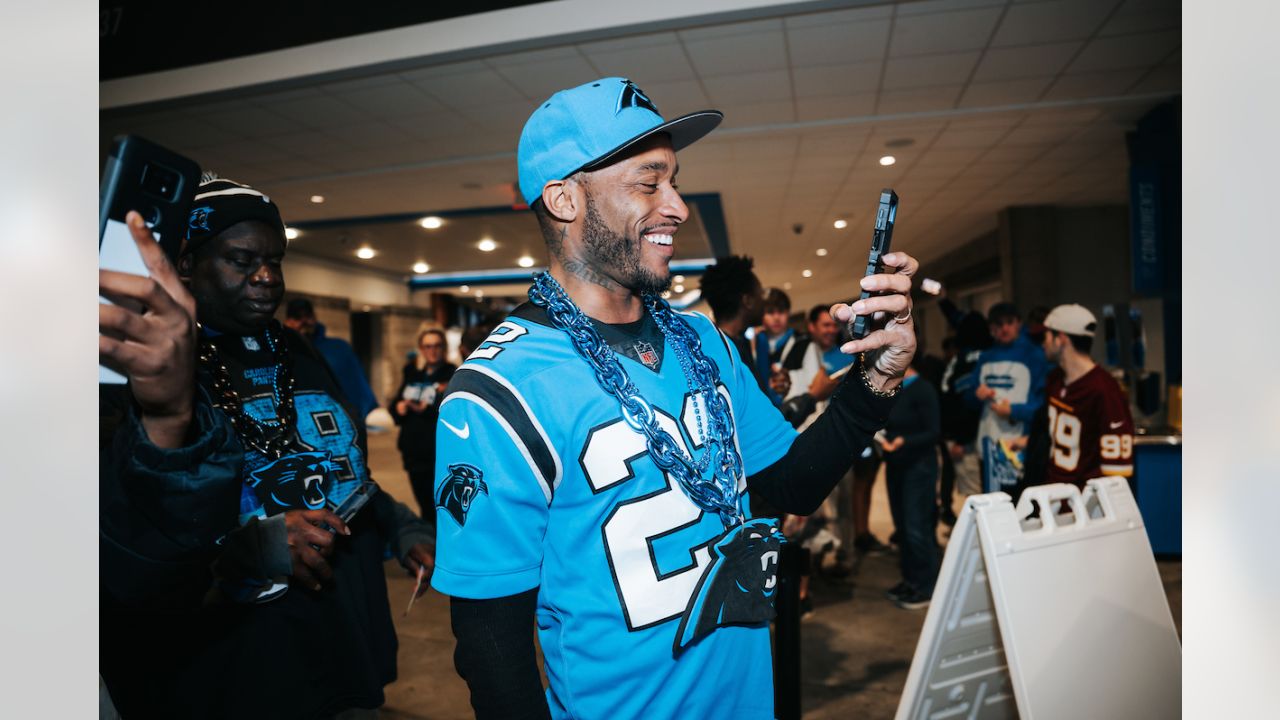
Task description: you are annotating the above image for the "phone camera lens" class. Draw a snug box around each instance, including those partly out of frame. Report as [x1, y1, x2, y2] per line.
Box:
[141, 164, 181, 202]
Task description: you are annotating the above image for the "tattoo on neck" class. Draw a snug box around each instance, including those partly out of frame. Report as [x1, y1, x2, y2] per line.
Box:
[562, 258, 619, 291]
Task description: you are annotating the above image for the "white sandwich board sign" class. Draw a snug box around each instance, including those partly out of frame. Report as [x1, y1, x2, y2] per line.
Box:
[896, 478, 1181, 720]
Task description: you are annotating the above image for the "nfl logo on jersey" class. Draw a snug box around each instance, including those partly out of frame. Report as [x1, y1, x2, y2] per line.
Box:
[635, 341, 660, 370]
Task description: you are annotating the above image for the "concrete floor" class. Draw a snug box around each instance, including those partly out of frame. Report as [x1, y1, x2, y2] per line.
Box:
[364, 426, 1181, 720]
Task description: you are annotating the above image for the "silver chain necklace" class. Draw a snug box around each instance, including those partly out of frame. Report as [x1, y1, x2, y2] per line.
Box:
[529, 271, 744, 525]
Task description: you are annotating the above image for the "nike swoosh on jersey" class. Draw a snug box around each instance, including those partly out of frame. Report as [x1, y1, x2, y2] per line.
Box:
[1109, 421, 1125, 429]
[442, 419, 470, 439]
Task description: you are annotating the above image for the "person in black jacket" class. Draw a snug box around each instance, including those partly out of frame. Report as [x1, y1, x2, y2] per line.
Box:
[98, 176, 434, 719]
[878, 361, 942, 610]
[391, 328, 457, 514]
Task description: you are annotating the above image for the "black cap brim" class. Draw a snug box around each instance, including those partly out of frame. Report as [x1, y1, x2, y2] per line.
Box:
[579, 110, 724, 173]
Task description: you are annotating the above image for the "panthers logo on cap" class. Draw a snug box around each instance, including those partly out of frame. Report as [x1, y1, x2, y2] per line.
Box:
[617, 79, 660, 116]
[437, 463, 488, 527]
[188, 205, 213, 236]
[673, 517, 783, 654]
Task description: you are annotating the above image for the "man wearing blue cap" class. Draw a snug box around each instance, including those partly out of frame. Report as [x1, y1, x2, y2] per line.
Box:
[432, 77, 920, 720]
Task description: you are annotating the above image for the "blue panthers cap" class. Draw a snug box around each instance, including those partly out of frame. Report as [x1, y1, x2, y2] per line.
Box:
[517, 77, 722, 206]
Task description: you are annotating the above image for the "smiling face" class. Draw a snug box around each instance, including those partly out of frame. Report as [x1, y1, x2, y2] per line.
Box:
[809, 309, 839, 350]
[183, 220, 286, 335]
[574, 134, 689, 295]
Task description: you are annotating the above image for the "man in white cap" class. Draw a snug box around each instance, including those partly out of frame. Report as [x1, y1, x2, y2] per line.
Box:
[1040, 303, 1135, 487]
[431, 77, 920, 720]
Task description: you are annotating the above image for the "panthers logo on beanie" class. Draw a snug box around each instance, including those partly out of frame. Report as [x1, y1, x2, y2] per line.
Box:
[246, 451, 334, 516]
[673, 517, 784, 654]
[437, 463, 488, 527]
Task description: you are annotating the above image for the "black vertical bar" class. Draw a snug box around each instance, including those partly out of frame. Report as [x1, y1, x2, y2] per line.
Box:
[774, 543, 806, 720]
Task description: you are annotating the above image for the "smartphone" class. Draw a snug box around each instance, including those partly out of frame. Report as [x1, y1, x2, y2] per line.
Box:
[849, 189, 899, 340]
[99, 135, 201, 383]
[330, 481, 379, 530]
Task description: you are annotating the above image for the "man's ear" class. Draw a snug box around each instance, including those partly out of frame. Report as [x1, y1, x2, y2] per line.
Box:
[541, 178, 582, 224]
[176, 253, 193, 279]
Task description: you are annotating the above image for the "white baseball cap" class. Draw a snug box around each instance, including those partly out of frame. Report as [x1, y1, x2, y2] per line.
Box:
[1044, 304, 1098, 337]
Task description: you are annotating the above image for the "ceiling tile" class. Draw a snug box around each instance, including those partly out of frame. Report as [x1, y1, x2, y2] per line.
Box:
[1042, 69, 1147, 100]
[883, 52, 981, 89]
[387, 109, 476, 140]
[784, 5, 893, 27]
[577, 31, 680, 54]
[684, 31, 788, 76]
[1127, 64, 1181, 94]
[635, 80, 711, 114]
[409, 68, 527, 108]
[202, 103, 296, 137]
[897, 0, 1007, 16]
[787, 20, 891, 67]
[958, 77, 1054, 107]
[581, 44, 697, 84]
[128, 118, 240, 150]
[795, 94, 876, 122]
[1099, 0, 1181, 36]
[931, 125, 1012, 148]
[718, 99, 797, 128]
[331, 82, 443, 118]
[486, 46, 581, 67]
[973, 42, 1082, 82]
[322, 121, 416, 151]
[492, 57, 601, 100]
[876, 86, 963, 114]
[270, 95, 368, 128]
[890, 8, 1003, 57]
[792, 62, 882, 98]
[398, 59, 492, 82]
[680, 18, 783, 41]
[991, 0, 1116, 46]
[1067, 30, 1181, 73]
[704, 70, 792, 105]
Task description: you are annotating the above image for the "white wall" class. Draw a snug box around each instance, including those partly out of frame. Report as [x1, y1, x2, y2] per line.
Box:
[283, 251, 427, 310]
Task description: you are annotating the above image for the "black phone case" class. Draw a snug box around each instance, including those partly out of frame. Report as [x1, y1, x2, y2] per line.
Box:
[99, 134, 201, 261]
[850, 189, 899, 340]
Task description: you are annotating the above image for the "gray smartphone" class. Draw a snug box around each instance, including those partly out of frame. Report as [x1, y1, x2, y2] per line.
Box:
[849, 189, 899, 340]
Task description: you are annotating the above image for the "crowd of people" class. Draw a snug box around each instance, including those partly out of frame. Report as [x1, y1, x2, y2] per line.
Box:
[98, 75, 1136, 719]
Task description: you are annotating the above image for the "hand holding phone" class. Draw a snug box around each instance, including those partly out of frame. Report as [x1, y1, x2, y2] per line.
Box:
[849, 189, 899, 340]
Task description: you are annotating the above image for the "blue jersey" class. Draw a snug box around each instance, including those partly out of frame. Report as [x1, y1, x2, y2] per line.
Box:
[432, 305, 796, 720]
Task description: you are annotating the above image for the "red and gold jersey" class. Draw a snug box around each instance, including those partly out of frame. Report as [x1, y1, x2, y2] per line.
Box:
[1044, 365, 1134, 487]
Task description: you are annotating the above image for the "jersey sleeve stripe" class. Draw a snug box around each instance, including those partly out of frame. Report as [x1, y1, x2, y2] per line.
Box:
[443, 365, 562, 499]
[1100, 464, 1134, 476]
[441, 391, 555, 504]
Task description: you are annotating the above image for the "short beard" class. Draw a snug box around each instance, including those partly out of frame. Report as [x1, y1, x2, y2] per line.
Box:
[581, 195, 671, 296]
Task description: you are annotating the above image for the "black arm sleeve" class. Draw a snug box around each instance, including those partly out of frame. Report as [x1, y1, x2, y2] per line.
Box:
[450, 589, 551, 720]
[747, 369, 896, 515]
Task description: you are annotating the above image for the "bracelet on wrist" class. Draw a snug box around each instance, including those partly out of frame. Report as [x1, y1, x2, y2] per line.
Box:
[858, 354, 900, 398]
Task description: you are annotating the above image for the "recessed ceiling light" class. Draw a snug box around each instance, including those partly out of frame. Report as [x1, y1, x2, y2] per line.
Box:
[816, 248, 828, 256]
[309, 195, 325, 204]
[420, 216, 443, 229]
[517, 256, 535, 268]
[879, 155, 896, 166]
[460, 285, 470, 293]
[673, 284, 685, 293]
[478, 238, 497, 252]
[413, 261, 429, 274]
[783, 282, 792, 290]
[284, 227, 300, 240]
[833, 219, 848, 229]
[475, 290, 485, 299]
[673, 274, 685, 283]
[802, 269, 813, 278]
[356, 247, 375, 260]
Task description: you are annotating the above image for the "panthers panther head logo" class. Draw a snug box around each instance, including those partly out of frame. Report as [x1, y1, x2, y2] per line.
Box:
[246, 451, 333, 516]
[437, 463, 488, 527]
[674, 517, 784, 654]
[188, 205, 213, 236]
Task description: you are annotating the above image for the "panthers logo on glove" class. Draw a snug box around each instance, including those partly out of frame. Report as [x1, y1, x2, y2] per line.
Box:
[437, 463, 488, 527]
[673, 517, 784, 654]
[246, 451, 333, 516]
